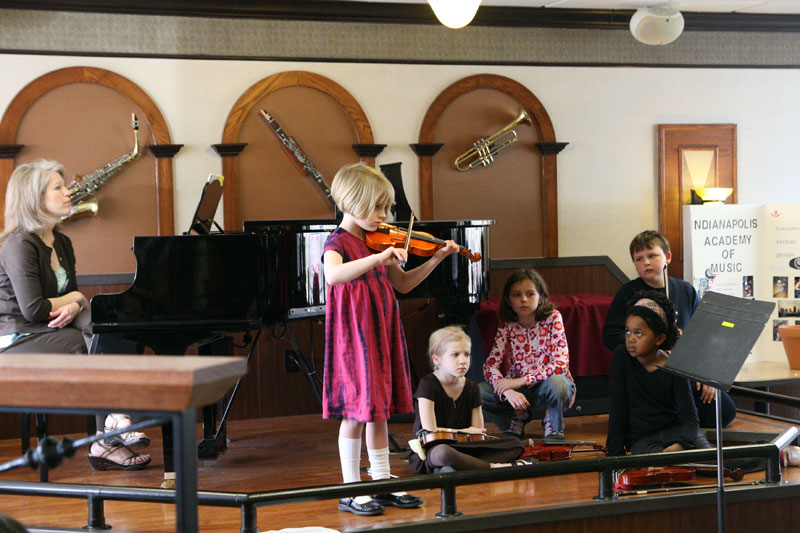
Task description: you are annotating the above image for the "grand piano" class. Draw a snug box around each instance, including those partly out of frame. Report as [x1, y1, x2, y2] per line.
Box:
[89, 219, 492, 460]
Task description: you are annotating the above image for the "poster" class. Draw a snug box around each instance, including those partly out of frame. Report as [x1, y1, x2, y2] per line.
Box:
[683, 203, 800, 362]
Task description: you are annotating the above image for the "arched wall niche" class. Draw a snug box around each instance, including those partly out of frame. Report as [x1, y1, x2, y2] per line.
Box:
[417, 74, 564, 259]
[219, 70, 375, 230]
[0, 66, 176, 274]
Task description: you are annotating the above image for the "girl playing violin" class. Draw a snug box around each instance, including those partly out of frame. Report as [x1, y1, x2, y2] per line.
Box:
[409, 326, 525, 473]
[481, 269, 576, 440]
[606, 291, 711, 456]
[323, 162, 458, 516]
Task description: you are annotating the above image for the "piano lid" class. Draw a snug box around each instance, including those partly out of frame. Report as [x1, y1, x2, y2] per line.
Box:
[90, 233, 273, 333]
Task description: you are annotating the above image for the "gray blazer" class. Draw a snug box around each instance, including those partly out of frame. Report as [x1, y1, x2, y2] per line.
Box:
[0, 229, 78, 335]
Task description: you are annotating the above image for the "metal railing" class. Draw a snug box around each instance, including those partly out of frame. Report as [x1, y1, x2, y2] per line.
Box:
[0, 425, 795, 533]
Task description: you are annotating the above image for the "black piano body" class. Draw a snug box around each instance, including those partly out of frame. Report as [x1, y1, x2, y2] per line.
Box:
[89, 232, 276, 462]
[90, 232, 275, 355]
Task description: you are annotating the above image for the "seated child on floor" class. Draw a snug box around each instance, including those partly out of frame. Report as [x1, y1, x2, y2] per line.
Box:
[480, 269, 576, 440]
[606, 290, 711, 456]
[409, 326, 525, 473]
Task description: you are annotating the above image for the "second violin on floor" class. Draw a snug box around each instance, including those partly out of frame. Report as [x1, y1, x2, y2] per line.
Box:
[365, 223, 482, 262]
[614, 464, 744, 490]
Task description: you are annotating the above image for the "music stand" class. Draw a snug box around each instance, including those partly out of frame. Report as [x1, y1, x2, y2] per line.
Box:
[660, 291, 774, 533]
[187, 174, 224, 235]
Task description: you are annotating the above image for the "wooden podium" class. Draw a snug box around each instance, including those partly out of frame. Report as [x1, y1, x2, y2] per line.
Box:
[0, 354, 247, 532]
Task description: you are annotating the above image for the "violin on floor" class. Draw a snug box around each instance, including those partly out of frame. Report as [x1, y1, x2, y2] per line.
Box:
[522, 439, 608, 461]
[614, 465, 744, 491]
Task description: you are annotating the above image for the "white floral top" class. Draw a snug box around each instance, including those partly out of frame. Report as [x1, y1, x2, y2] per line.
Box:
[483, 310, 573, 388]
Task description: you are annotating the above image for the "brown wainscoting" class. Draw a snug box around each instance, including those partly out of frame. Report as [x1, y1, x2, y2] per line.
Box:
[489, 256, 629, 298]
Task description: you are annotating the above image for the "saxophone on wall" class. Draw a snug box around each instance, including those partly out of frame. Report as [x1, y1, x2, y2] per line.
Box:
[62, 113, 141, 222]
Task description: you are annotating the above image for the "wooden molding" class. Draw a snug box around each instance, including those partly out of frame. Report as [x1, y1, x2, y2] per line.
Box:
[351, 143, 386, 158]
[221, 71, 374, 230]
[5, 2, 800, 33]
[0, 66, 175, 235]
[409, 143, 444, 157]
[211, 143, 248, 157]
[0, 145, 24, 159]
[657, 124, 738, 279]
[417, 73, 560, 257]
[536, 142, 569, 156]
[147, 144, 183, 158]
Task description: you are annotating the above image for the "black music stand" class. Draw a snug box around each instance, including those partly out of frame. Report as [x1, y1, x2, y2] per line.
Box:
[660, 291, 774, 533]
[187, 173, 224, 235]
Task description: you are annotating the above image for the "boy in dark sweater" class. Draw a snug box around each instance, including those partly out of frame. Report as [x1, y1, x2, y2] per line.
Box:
[602, 230, 736, 428]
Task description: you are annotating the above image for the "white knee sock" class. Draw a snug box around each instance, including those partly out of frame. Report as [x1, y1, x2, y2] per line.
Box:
[367, 447, 391, 481]
[339, 437, 362, 484]
[368, 446, 406, 496]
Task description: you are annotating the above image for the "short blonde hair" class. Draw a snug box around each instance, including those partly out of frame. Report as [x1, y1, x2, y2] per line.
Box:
[1, 159, 66, 243]
[427, 326, 471, 370]
[330, 162, 394, 219]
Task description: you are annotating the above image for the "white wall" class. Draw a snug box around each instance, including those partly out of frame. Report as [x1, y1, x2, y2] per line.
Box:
[1, 53, 798, 278]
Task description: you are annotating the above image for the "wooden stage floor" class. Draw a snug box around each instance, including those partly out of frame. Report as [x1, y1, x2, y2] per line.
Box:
[1, 412, 799, 532]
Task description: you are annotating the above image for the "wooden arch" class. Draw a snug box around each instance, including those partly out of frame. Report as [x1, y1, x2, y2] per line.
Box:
[418, 74, 561, 257]
[220, 70, 374, 230]
[0, 66, 176, 234]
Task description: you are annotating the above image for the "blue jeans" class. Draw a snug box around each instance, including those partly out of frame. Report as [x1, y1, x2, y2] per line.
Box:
[480, 375, 575, 434]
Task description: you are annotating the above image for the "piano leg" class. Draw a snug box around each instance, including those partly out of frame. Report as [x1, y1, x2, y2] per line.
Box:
[197, 336, 234, 460]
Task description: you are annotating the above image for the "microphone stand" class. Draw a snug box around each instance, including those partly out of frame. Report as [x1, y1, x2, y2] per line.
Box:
[0, 418, 166, 474]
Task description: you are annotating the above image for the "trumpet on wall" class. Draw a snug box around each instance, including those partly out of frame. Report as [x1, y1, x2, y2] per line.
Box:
[454, 109, 532, 172]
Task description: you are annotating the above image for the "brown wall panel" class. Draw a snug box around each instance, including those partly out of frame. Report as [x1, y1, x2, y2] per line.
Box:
[237, 87, 357, 222]
[431, 91, 543, 259]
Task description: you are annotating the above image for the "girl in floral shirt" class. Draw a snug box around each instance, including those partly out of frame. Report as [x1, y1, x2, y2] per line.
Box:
[481, 269, 575, 440]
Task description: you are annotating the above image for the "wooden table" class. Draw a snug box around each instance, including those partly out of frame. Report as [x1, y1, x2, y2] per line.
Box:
[0, 354, 246, 532]
[735, 360, 800, 387]
[734, 360, 800, 416]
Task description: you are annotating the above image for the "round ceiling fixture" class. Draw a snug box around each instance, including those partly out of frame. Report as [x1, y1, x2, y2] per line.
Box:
[629, 6, 685, 45]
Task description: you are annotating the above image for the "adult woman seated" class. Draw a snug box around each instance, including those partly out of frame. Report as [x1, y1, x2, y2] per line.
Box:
[0, 159, 150, 470]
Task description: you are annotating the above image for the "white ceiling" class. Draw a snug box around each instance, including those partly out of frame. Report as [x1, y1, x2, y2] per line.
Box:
[347, 1, 800, 15]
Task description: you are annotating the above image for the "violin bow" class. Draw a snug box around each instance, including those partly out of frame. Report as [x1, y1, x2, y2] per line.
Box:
[616, 480, 759, 497]
[664, 263, 669, 299]
[404, 212, 415, 254]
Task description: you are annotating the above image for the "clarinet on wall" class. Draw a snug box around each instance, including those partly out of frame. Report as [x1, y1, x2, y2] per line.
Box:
[63, 113, 141, 222]
[259, 109, 338, 217]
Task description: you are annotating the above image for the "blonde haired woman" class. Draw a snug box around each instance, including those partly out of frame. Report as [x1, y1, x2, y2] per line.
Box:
[0, 159, 150, 470]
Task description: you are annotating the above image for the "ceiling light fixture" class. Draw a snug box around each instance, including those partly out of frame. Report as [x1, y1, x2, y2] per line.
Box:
[629, 6, 685, 45]
[427, 0, 481, 29]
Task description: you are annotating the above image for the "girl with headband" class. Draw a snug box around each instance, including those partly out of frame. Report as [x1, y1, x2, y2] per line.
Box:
[606, 290, 711, 456]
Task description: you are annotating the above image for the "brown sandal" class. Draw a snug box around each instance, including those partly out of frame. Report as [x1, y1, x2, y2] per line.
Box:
[88, 441, 151, 471]
[103, 414, 150, 449]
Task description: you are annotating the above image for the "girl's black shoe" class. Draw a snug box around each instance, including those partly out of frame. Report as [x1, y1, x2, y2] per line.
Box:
[337, 497, 384, 516]
[372, 493, 423, 508]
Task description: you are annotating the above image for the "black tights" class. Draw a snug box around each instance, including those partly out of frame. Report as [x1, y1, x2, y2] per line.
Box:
[427, 444, 517, 471]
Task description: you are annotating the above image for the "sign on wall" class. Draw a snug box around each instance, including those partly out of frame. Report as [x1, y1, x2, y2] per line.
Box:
[683, 203, 800, 362]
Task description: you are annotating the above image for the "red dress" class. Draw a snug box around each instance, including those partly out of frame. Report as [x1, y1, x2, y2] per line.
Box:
[322, 227, 413, 422]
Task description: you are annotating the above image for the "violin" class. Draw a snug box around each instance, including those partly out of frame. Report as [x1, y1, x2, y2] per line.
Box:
[522, 439, 608, 462]
[365, 223, 482, 263]
[615, 465, 744, 490]
[419, 429, 489, 448]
